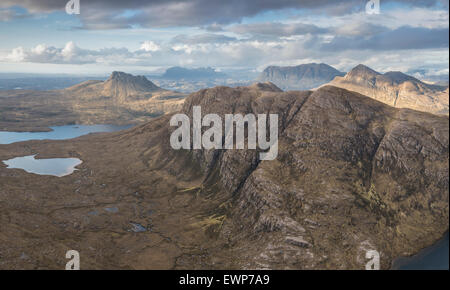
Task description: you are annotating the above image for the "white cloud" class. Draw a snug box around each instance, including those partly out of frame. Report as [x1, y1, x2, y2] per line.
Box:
[61, 41, 79, 59]
[140, 41, 160, 52]
[171, 44, 194, 54]
[6, 46, 26, 62]
[4, 42, 96, 64]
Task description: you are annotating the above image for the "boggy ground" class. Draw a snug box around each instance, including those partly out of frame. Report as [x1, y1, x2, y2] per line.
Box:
[0, 84, 448, 269]
[0, 122, 229, 269]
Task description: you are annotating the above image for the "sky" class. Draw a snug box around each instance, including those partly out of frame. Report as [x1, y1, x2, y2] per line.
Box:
[0, 0, 448, 79]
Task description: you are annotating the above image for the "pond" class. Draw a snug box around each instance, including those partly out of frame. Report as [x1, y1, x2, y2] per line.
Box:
[0, 124, 131, 176]
[2, 155, 82, 177]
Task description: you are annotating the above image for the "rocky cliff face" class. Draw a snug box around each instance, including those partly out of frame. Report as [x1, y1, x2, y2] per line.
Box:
[102, 71, 162, 100]
[258, 63, 345, 90]
[328, 64, 449, 115]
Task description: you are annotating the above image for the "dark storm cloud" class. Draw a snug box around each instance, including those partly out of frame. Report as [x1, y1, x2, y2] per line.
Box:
[0, 0, 447, 29]
[322, 26, 449, 51]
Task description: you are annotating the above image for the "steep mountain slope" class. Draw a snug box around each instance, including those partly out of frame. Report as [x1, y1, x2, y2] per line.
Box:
[1, 84, 447, 269]
[0, 72, 186, 131]
[328, 64, 449, 115]
[258, 63, 345, 90]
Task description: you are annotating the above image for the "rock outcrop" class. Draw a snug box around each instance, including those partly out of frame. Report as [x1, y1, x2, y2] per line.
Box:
[66, 71, 163, 101]
[327, 64, 449, 115]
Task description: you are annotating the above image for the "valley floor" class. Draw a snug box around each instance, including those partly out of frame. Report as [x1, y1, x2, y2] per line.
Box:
[0, 127, 233, 269]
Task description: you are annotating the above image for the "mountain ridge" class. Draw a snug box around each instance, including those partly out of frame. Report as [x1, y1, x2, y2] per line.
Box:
[327, 64, 449, 115]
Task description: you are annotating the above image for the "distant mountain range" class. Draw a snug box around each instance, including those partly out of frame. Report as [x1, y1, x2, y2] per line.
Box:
[257, 63, 345, 90]
[327, 64, 449, 115]
[0, 76, 101, 91]
[0, 71, 186, 132]
[161, 67, 228, 80]
[1, 64, 448, 133]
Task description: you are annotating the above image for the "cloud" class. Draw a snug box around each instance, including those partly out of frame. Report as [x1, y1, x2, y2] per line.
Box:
[331, 22, 388, 37]
[171, 34, 237, 44]
[3, 42, 126, 64]
[0, 8, 29, 21]
[322, 26, 449, 51]
[2, 25, 448, 67]
[0, 1, 448, 83]
[203, 23, 224, 32]
[0, 39, 313, 67]
[0, 0, 447, 29]
[6, 47, 26, 62]
[140, 41, 160, 52]
[1, 38, 448, 82]
[0, 9, 15, 21]
[230, 22, 328, 38]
